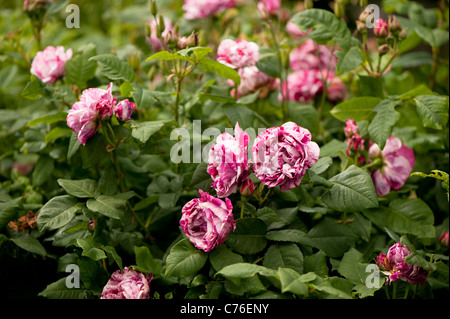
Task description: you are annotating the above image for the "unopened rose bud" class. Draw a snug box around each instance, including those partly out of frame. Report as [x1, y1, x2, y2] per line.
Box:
[177, 36, 188, 50]
[440, 231, 449, 247]
[304, 0, 313, 9]
[186, 33, 198, 48]
[378, 43, 389, 55]
[88, 219, 96, 231]
[358, 9, 370, 23]
[374, 18, 389, 38]
[398, 28, 407, 39]
[388, 15, 401, 33]
[241, 179, 255, 197]
[158, 15, 165, 34]
[145, 23, 151, 37]
[150, 0, 158, 16]
[356, 20, 367, 32]
[334, 2, 345, 18]
[128, 50, 141, 71]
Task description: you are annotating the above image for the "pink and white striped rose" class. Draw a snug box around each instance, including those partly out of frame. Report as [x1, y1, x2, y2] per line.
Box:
[101, 267, 153, 299]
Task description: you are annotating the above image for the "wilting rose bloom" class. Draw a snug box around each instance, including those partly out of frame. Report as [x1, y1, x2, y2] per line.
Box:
[252, 122, 320, 192]
[280, 69, 324, 103]
[440, 231, 449, 246]
[285, 21, 309, 38]
[217, 39, 259, 69]
[114, 99, 136, 122]
[374, 18, 389, 37]
[228, 66, 276, 98]
[289, 39, 338, 73]
[180, 190, 236, 252]
[257, 0, 280, 15]
[376, 243, 428, 284]
[67, 83, 116, 145]
[183, 0, 234, 20]
[368, 136, 415, 196]
[101, 267, 153, 299]
[30, 45, 72, 84]
[146, 16, 174, 52]
[326, 75, 347, 102]
[207, 122, 250, 198]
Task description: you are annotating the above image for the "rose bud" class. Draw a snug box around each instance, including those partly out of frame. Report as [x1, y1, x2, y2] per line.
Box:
[114, 99, 136, 122]
[374, 18, 389, 38]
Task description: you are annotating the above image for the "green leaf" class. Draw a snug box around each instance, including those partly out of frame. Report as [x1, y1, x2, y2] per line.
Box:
[223, 104, 254, 130]
[311, 277, 354, 299]
[11, 233, 47, 256]
[76, 238, 107, 261]
[32, 155, 54, 187]
[38, 278, 86, 299]
[278, 268, 313, 296]
[215, 263, 277, 286]
[131, 120, 168, 143]
[57, 179, 100, 198]
[363, 198, 435, 239]
[321, 165, 379, 212]
[330, 97, 381, 122]
[413, 95, 449, 130]
[146, 50, 195, 62]
[89, 54, 136, 82]
[307, 217, 357, 258]
[86, 195, 125, 220]
[133, 245, 161, 275]
[226, 218, 267, 255]
[310, 156, 333, 175]
[209, 245, 244, 272]
[304, 250, 329, 277]
[319, 139, 348, 158]
[27, 111, 68, 127]
[103, 246, 123, 272]
[198, 58, 240, 84]
[256, 207, 282, 223]
[265, 229, 309, 245]
[189, 162, 212, 191]
[414, 25, 449, 49]
[0, 198, 23, 230]
[335, 38, 364, 74]
[37, 195, 81, 232]
[21, 75, 45, 100]
[263, 243, 304, 274]
[290, 9, 351, 44]
[165, 239, 208, 278]
[65, 52, 97, 89]
[256, 54, 281, 78]
[368, 99, 401, 149]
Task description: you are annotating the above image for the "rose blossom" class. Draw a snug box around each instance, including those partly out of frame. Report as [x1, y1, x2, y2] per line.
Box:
[30, 45, 72, 84]
[182, 0, 234, 20]
[368, 136, 415, 196]
[252, 122, 320, 192]
[114, 99, 136, 122]
[257, 0, 280, 16]
[289, 39, 338, 73]
[326, 75, 347, 102]
[180, 190, 236, 253]
[66, 83, 116, 145]
[374, 18, 389, 37]
[285, 21, 309, 38]
[280, 69, 324, 103]
[101, 267, 153, 299]
[228, 66, 276, 98]
[376, 243, 428, 284]
[207, 122, 250, 198]
[147, 16, 174, 52]
[217, 39, 259, 69]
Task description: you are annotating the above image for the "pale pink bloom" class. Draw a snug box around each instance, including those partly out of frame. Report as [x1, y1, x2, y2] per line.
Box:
[101, 267, 153, 299]
[376, 243, 428, 284]
[368, 137, 415, 196]
[183, 0, 235, 20]
[257, 0, 280, 16]
[280, 69, 324, 103]
[114, 99, 136, 122]
[30, 45, 72, 84]
[207, 122, 250, 198]
[147, 16, 174, 52]
[285, 21, 309, 38]
[67, 83, 116, 145]
[217, 39, 259, 69]
[326, 75, 347, 102]
[289, 39, 337, 73]
[252, 122, 320, 192]
[180, 190, 235, 253]
[228, 66, 276, 98]
[374, 18, 389, 37]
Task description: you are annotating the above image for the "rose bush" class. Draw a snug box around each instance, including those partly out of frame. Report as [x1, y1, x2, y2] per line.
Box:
[0, 0, 448, 301]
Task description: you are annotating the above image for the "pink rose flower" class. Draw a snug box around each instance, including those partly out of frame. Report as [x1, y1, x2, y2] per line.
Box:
[228, 66, 276, 98]
[183, 0, 234, 20]
[257, 0, 280, 16]
[374, 18, 389, 37]
[344, 119, 365, 164]
[252, 122, 320, 192]
[147, 16, 174, 52]
[326, 75, 347, 102]
[368, 137, 415, 196]
[376, 243, 428, 284]
[180, 190, 236, 252]
[217, 39, 259, 69]
[67, 83, 116, 145]
[289, 39, 338, 73]
[207, 122, 250, 198]
[280, 69, 324, 103]
[285, 21, 309, 38]
[30, 45, 72, 84]
[114, 99, 136, 122]
[101, 267, 153, 299]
